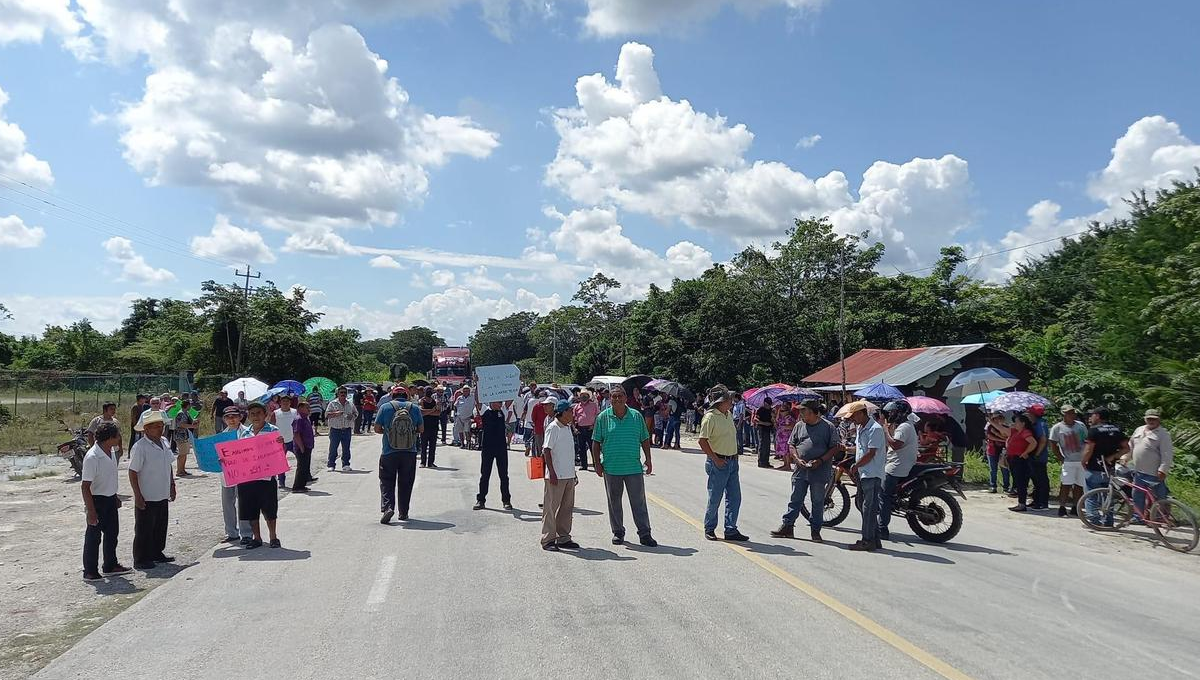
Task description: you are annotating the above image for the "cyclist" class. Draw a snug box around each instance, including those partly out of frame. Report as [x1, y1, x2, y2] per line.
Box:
[1080, 407, 1130, 526]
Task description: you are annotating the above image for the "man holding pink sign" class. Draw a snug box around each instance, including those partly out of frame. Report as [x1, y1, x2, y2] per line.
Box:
[219, 402, 288, 549]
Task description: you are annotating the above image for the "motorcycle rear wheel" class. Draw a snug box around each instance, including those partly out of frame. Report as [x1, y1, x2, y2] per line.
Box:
[800, 482, 851, 528]
[906, 488, 962, 543]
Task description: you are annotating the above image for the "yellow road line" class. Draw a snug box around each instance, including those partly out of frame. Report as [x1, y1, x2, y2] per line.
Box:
[645, 491, 974, 680]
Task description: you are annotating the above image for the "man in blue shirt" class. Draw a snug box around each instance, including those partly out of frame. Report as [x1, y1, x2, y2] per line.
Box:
[731, 394, 746, 455]
[846, 401, 885, 551]
[373, 386, 423, 524]
[1027, 404, 1051, 510]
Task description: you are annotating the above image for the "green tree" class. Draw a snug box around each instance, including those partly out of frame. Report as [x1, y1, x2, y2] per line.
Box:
[468, 311, 538, 366]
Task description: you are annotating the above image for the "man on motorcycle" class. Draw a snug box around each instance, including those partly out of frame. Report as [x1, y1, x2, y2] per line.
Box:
[771, 399, 841, 543]
[879, 400, 919, 541]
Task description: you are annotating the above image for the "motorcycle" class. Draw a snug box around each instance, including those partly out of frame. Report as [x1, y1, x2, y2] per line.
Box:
[56, 419, 88, 477]
[801, 453, 966, 543]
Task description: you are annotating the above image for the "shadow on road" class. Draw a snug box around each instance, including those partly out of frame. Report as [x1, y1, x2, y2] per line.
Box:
[86, 577, 141, 595]
[738, 540, 808, 557]
[425, 467, 459, 472]
[337, 469, 371, 475]
[877, 546, 954, 564]
[625, 543, 698, 557]
[289, 490, 332, 497]
[211, 546, 312, 561]
[572, 507, 603, 516]
[938, 541, 1013, 556]
[399, 519, 456, 531]
[139, 562, 192, 579]
[563, 547, 636, 562]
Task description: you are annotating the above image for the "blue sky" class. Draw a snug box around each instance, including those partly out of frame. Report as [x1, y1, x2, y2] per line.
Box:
[1, 0, 1198, 343]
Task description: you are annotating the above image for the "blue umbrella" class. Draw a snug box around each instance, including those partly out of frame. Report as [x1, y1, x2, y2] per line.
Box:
[945, 368, 1019, 396]
[961, 390, 1007, 405]
[260, 386, 290, 401]
[272, 380, 305, 396]
[854, 383, 905, 401]
[987, 391, 1052, 413]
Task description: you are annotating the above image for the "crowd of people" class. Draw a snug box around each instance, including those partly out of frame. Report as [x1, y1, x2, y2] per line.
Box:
[75, 377, 1180, 579]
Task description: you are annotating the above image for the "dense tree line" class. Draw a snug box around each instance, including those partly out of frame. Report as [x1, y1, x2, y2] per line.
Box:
[0, 283, 445, 388]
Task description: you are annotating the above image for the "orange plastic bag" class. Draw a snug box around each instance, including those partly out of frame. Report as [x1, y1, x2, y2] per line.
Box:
[527, 455, 544, 480]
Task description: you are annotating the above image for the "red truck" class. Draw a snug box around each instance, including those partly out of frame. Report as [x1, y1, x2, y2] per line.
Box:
[430, 346, 471, 386]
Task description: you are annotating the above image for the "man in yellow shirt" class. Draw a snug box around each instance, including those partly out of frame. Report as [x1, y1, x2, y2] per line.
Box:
[698, 385, 748, 542]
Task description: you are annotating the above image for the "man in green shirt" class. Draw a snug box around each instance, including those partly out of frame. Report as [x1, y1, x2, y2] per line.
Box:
[591, 386, 657, 547]
[699, 385, 747, 542]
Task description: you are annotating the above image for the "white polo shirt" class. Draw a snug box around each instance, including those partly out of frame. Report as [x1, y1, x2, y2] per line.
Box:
[81, 443, 119, 497]
[128, 435, 174, 501]
[543, 418, 577, 480]
[273, 408, 298, 444]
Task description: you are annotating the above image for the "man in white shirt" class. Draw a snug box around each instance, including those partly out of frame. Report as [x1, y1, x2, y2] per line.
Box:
[270, 395, 300, 489]
[128, 411, 176, 570]
[1050, 405, 1089, 517]
[1128, 409, 1174, 514]
[879, 400, 919, 541]
[541, 399, 580, 551]
[81, 423, 131, 580]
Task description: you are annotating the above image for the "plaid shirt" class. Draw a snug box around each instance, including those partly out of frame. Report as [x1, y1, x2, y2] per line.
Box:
[325, 398, 358, 430]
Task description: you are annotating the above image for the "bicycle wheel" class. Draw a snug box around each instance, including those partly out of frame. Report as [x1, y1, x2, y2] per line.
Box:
[1078, 486, 1133, 531]
[1148, 498, 1199, 553]
[799, 482, 851, 528]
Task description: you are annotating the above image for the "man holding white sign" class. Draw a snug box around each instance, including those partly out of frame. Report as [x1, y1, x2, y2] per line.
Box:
[474, 364, 521, 403]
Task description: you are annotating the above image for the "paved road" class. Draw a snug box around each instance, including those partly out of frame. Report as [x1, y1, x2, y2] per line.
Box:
[36, 435, 1200, 679]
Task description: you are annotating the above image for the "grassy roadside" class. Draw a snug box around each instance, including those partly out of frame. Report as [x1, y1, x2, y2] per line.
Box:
[0, 590, 148, 678]
[961, 449, 1200, 510]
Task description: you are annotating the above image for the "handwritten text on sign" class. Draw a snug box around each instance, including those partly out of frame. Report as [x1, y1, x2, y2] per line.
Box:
[215, 433, 289, 486]
[475, 364, 521, 403]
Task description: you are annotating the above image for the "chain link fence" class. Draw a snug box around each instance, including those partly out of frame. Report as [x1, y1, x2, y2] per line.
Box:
[0, 370, 194, 419]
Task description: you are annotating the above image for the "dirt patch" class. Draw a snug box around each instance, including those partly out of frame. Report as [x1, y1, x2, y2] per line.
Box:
[0, 456, 239, 679]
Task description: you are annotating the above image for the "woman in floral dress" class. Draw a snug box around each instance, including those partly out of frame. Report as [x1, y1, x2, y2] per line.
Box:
[773, 402, 798, 471]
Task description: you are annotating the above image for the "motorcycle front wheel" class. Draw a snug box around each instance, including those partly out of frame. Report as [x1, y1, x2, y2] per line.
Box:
[800, 482, 851, 528]
[906, 488, 962, 543]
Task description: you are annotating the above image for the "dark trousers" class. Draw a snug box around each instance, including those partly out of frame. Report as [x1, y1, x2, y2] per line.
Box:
[327, 427, 352, 467]
[757, 425, 774, 466]
[83, 494, 120, 573]
[574, 426, 593, 469]
[664, 417, 681, 448]
[292, 446, 312, 490]
[379, 453, 417, 515]
[440, 413, 450, 443]
[879, 473, 903, 531]
[858, 476, 882, 542]
[420, 430, 438, 467]
[477, 447, 511, 504]
[1010, 456, 1032, 506]
[132, 499, 169, 565]
[1030, 457, 1050, 507]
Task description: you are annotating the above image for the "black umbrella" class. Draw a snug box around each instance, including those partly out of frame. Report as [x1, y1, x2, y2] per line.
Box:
[652, 380, 695, 404]
[621, 375, 653, 395]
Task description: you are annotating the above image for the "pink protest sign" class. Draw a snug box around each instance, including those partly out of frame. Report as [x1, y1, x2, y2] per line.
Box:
[215, 433, 290, 486]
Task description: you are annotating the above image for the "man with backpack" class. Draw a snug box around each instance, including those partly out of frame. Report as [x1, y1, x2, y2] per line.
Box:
[373, 386, 424, 524]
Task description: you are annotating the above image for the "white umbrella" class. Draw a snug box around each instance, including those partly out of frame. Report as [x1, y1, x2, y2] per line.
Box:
[945, 368, 1019, 397]
[222, 377, 269, 401]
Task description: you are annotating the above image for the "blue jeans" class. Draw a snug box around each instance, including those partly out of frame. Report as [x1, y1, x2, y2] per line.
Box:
[664, 417, 681, 448]
[735, 421, 745, 454]
[879, 473, 903, 531]
[704, 457, 742, 533]
[782, 463, 833, 530]
[327, 427, 352, 468]
[742, 421, 757, 448]
[987, 453, 1010, 491]
[1132, 471, 1169, 515]
[859, 476, 882, 542]
[1085, 470, 1112, 526]
[278, 441, 293, 487]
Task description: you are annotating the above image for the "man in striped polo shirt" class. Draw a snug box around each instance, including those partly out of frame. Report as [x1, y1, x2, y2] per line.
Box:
[591, 385, 657, 547]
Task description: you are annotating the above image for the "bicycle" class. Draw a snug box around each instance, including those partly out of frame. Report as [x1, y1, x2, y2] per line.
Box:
[1078, 463, 1199, 553]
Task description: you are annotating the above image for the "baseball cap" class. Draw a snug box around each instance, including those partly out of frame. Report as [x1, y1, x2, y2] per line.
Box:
[554, 399, 571, 414]
[222, 405, 242, 417]
[1028, 403, 1046, 416]
[1060, 404, 1077, 414]
[391, 385, 406, 396]
[1144, 409, 1162, 419]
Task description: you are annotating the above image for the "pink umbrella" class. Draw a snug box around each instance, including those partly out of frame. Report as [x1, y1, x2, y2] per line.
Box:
[745, 383, 792, 408]
[906, 396, 951, 415]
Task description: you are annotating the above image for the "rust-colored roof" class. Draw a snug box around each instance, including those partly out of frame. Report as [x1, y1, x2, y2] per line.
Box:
[803, 348, 928, 384]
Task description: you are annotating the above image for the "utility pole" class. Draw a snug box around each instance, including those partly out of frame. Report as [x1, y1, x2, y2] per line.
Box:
[551, 318, 557, 382]
[233, 264, 261, 374]
[838, 249, 847, 402]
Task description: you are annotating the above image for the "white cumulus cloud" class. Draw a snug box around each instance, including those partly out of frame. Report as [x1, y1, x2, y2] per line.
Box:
[189, 214, 276, 263]
[0, 214, 45, 248]
[795, 134, 821, 149]
[0, 85, 54, 188]
[102, 236, 176, 284]
[0, 0, 88, 55]
[369, 255, 404, 269]
[547, 42, 973, 267]
[581, 0, 828, 37]
[980, 115, 1200, 280]
[0, 292, 139, 335]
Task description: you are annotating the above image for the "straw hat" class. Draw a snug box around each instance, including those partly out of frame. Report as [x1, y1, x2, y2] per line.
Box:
[135, 410, 166, 431]
[835, 400, 877, 419]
